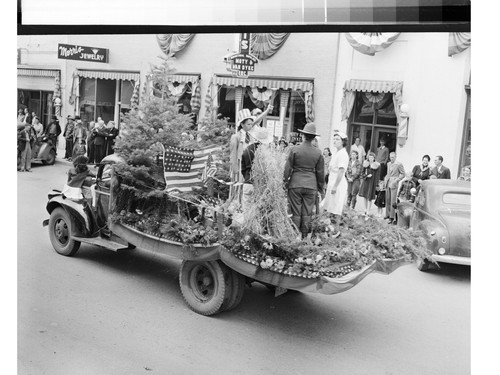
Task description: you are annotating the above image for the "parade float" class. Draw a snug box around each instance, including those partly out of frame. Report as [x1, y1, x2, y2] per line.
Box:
[43, 58, 433, 316]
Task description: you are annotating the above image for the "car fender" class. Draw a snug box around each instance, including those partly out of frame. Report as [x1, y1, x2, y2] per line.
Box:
[45, 195, 93, 237]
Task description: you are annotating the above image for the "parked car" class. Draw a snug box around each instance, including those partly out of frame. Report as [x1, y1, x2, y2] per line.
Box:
[397, 179, 471, 271]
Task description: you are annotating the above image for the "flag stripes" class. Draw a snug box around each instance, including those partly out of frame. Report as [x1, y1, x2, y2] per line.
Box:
[161, 144, 221, 192]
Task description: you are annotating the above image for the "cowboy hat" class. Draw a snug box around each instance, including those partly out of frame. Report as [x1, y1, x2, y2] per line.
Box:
[236, 108, 255, 128]
[297, 122, 319, 136]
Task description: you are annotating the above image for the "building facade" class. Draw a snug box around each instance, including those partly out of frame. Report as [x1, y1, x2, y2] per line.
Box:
[17, 32, 470, 177]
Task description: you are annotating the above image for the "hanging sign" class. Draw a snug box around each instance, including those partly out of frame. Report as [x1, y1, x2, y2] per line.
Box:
[57, 44, 109, 63]
[225, 33, 259, 78]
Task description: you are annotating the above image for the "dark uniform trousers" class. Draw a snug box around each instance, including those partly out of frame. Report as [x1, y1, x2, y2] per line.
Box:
[288, 188, 317, 235]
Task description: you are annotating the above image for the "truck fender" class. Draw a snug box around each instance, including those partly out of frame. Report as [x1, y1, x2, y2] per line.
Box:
[45, 196, 93, 237]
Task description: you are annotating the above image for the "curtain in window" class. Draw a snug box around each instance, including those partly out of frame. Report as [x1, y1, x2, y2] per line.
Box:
[345, 33, 400, 56]
[156, 34, 195, 56]
[448, 32, 471, 57]
[250, 33, 290, 60]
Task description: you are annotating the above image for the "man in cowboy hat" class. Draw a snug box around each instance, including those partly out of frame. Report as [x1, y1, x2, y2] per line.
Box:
[63, 115, 75, 160]
[284, 122, 325, 238]
[240, 129, 273, 211]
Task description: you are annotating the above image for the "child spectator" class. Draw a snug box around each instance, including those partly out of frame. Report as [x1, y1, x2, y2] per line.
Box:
[374, 180, 386, 218]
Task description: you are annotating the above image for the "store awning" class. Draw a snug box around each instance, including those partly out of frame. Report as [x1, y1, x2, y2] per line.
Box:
[214, 75, 313, 92]
[166, 74, 200, 83]
[343, 79, 402, 93]
[76, 70, 140, 81]
[17, 68, 59, 77]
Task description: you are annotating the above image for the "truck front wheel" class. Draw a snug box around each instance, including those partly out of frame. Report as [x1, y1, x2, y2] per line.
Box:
[179, 260, 226, 316]
[48, 207, 81, 256]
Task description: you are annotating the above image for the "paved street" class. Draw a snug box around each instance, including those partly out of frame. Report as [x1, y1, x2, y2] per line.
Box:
[17, 156, 470, 375]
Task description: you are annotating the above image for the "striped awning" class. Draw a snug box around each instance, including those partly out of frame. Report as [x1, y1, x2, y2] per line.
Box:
[76, 70, 140, 81]
[214, 75, 313, 92]
[166, 74, 200, 83]
[344, 79, 403, 93]
[17, 68, 59, 77]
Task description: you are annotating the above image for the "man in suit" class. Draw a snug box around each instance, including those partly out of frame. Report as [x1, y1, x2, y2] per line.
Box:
[384, 152, 405, 224]
[376, 138, 390, 179]
[431, 155, 451, 179]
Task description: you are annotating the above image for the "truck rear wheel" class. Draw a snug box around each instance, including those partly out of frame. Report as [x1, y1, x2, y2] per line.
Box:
[220, 267, 245, 312]
[179, 260, 226, 316]
[43, 150, 56, 165]
[48, 207, 81, 256]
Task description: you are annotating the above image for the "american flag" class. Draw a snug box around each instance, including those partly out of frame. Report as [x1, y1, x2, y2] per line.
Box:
[201, 153, 217, 185]
[160, 144, 221, 193]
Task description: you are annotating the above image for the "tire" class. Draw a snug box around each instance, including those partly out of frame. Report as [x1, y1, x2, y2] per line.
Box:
[416, 258, 431, 272]
[42, 150, 56, 165]
[222, 268, 246, 312]
[179, 260, 227, 316]
[48, 207, 81, 256]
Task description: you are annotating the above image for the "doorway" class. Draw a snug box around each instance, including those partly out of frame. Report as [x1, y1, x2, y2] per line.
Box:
[374, 128, 397, 154]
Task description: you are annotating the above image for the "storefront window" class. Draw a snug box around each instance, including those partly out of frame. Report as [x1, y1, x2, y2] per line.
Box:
[96, 79, 116, 123]
[349, 91, 397, 155]
[17, 89, 54, 129]
[80, 78, 136, 124]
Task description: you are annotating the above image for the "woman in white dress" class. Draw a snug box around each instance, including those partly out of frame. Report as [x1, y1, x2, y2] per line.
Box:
[321, 132, 349, 219]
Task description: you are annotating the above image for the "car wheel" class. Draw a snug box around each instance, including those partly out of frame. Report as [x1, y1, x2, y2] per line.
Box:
[416, 258, 431, 272]
[48, 207, 81, 256]
[43, 150, 56, 165]
[179, 260, 226, 316]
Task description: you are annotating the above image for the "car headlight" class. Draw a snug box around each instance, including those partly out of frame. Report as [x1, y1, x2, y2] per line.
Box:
[438, 247, 446, 255]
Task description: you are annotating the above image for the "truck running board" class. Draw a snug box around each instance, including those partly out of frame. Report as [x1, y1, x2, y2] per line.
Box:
[72, 236, 131, 252]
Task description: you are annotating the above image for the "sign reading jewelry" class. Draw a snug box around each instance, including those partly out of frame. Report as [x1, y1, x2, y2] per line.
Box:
[57, 44, 109, 63]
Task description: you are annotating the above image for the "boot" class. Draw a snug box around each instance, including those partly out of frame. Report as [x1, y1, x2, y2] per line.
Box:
[301, 216, 312, 236]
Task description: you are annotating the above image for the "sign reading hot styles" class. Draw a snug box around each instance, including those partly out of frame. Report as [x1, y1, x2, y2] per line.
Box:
[57, 44, 109, 63]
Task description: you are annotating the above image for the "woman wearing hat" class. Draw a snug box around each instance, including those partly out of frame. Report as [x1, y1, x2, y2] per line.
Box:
[320, 132, 349, 224]
[229, 108, 256, 203]
[284, 122, 325, 238]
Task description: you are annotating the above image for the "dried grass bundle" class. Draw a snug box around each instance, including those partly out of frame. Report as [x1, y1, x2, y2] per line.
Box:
[242, 145, 300, 240]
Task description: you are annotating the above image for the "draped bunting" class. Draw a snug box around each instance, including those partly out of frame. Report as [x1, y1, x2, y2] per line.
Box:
[251, 87, 274, 102]
[250, 33, 290, 60]
[246, 87, 277, 109]
[167, 82, 187, 97]
[156, 34, 196, 56]
[203, 78, 220, 121]
[448, 32, 471, 57]
[345, 33, 400, 56]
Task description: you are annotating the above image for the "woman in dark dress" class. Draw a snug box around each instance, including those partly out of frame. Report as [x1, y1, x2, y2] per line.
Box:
[410, 154, 432, 188]
[358, 151, 381, 219]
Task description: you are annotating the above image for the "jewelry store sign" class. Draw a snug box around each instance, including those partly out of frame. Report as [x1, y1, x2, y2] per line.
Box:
[57, 44, 109, 63]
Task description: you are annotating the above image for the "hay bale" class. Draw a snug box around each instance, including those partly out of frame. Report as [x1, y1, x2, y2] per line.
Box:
[242, 144, 299, 240]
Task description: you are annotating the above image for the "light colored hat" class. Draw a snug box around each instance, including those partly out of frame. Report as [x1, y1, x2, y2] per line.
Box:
[297, 122, 319, 136]
[236, 108, 255, 128]
[252, 129, 273, 144]
[334, 131, 348, 139]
